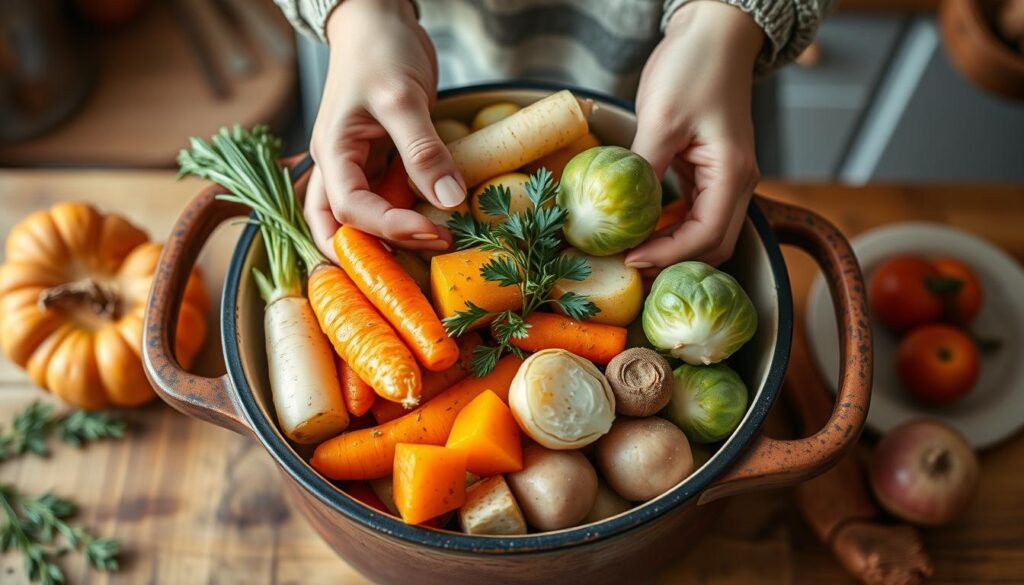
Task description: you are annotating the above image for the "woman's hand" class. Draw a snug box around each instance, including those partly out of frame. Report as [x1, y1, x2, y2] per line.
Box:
[306, 0, 464, 262]
[626, 1, 764, 270]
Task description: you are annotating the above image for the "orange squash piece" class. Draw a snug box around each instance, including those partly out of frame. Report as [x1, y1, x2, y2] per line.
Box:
[430, 249, 522, 328]
[446, 390, 523, 476]
[393, 443, 467, 525]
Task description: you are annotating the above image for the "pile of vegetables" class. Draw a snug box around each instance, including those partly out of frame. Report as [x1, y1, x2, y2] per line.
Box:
[180, 90, 760, 534]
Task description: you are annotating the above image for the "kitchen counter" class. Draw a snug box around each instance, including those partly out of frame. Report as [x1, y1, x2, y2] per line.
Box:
[0, 169, 1021, 584]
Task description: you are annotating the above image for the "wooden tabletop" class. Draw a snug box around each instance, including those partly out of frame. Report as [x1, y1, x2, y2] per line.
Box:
[0, 170, 1022, 584]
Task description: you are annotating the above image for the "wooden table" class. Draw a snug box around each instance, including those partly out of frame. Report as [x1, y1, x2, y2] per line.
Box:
[1, 170, 1022, 584]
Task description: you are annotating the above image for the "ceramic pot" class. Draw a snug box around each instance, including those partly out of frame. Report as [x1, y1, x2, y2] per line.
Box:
[143, 84, 872, 585]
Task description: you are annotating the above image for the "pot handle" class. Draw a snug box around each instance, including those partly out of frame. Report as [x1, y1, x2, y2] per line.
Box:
[698, 195, 872, 504]
[143, 182, 250, 435]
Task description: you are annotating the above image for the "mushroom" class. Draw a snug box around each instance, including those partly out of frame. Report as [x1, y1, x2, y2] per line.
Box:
[506, 445, 598, 531]
[596, 417, 693, 502]
[605, 348, 673, 417]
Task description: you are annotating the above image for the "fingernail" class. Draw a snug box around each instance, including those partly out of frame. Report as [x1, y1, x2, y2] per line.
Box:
[434, 175, 465, 208]
[627, 261, 654, 269]
[412, 233, 439, 240]
[423, 239, 450, 250]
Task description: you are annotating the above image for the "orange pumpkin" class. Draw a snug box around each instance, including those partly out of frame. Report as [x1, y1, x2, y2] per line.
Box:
[0, 202, 210, 409]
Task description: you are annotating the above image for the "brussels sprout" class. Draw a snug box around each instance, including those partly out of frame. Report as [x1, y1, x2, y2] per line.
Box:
[557, 146, 661, 256]
[642, 261, 757, 365]
[664, 363, 748, 443]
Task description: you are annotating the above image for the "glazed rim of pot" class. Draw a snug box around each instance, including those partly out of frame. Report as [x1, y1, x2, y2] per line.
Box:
[223, 83, 793, 554]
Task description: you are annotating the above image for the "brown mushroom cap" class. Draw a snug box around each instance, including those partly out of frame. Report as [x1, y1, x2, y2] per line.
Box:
[605, 348, 673, 417]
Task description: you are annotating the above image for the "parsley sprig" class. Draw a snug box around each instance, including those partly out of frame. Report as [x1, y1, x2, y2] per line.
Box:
[443, 168, 599, 375]
[0, 403, 124, 583]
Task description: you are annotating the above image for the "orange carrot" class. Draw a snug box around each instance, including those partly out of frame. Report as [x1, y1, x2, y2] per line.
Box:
[334, 225, 460, 372]
[446, 390, 523, 476]
[373, 157, 417, 209]
[393, 444, 467, 525]
[344, 481, 391, 515]
[310, 355, 523, 480]
[337, 357, 376, 417]
[655, 198, 691, 231]
[371, 332, 481, 424]
[308, 264, 421, 408]
[505, 312, 627, 365]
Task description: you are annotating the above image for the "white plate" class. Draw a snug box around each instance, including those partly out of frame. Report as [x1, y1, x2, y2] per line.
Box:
[806, 222, 1024, 450]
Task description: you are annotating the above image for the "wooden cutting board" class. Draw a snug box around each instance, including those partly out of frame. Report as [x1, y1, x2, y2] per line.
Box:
[0, 170, 1022, 584]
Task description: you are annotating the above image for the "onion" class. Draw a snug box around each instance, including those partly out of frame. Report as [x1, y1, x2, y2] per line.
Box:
[869, 419, 979, 526]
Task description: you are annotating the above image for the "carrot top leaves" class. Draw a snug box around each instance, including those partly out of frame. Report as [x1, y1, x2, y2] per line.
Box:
[444, 168, 599, 376]
[177, 125, 324, 297]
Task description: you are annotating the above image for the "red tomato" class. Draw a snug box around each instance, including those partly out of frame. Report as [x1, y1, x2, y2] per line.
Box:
[932, 257, 983, 325]
[897, 324, 980, 405]
[869, 256, 945, 333]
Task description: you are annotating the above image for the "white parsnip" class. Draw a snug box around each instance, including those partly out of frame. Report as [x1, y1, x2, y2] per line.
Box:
[459, 475, 527, 535]
[448, 90, 594, 187]
[265, 295, 349, 444]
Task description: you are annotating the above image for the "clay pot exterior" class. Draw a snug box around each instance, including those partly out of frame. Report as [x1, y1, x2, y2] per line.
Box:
[143, 85, 872, 585]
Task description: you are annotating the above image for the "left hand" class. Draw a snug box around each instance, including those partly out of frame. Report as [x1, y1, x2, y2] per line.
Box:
[626, 1, 764, 270]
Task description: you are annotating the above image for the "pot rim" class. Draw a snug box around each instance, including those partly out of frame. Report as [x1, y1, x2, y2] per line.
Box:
[222, 82, 793, 554]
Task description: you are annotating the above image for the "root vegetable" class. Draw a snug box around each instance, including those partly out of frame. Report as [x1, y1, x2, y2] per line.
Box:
[506, 312, 627, 365]
[337, 357, 375, 418]
[448, 90, 593, 187]
[459, 475, 527, 535]
[265, 295, 349, 443]
[414, 200, 469, 228]
[551, 249, 643, 327]
[523, 132, 601, 181]
[471, 102, 521, 131]
[469, 173, 534, 225]
[393, 443, 467, 525]
[507, 445, 598, 531]
[446, 389, 523, 476]
[430, 249, 522, 327]
[596, 417, 693, 502]
[310, 355, 523, 480]
[655, 198, 691, 231]
[372, 157, 416, 209]
[334, 225, 459, 372]
[583, 480, 632, 524]
[434, 119, 471, 143]
[605, 348, 673, 417]
[509, 349, 615, 450]
[869, 419, 979, 526]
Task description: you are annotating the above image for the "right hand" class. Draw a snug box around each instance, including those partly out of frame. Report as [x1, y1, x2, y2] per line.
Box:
[306, 0, 465, 262]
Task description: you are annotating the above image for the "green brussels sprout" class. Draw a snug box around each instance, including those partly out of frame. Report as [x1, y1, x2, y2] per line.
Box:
[557, 146, 661, 256]
[642, 262, 757, 365]
[663, 363, 748, 443]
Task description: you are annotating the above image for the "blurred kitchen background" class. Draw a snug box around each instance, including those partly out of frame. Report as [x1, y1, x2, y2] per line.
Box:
[2, 0, 1024, 182]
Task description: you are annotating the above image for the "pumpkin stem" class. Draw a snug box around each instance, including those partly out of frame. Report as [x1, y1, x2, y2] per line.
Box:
[39, 278, 121, 319]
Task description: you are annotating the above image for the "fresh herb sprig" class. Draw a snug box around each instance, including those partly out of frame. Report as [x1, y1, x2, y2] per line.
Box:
[443, 168, 599, 375]
[0, 403, 124, 583]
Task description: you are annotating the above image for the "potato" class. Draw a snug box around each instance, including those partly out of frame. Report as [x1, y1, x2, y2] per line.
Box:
[434, 118, 471, 143]
[506, 445, 597, 531]
[471, 102, 521, 131]
[596, 417, 693, 502]
[414, 200, 469, 228]
[552, 249, 643, 326]
[459, 475, 527, 535]
[583, 480, 632, 524]
[469, 173, 533, 225]
[392, 249, 431, 296]
[522, 132, 600, 181]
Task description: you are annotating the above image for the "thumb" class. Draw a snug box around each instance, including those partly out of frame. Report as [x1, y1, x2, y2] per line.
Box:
[374, 92, 466, 209]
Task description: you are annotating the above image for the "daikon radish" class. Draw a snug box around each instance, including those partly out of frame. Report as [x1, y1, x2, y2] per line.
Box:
[448, 90, 593, 187]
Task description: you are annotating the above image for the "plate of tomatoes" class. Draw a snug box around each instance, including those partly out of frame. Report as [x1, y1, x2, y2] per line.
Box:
[806, 222, 1024, 449]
